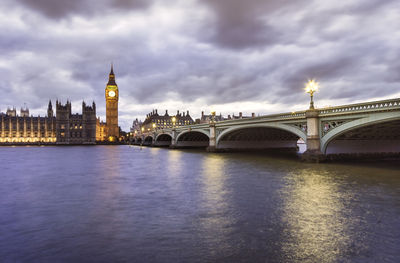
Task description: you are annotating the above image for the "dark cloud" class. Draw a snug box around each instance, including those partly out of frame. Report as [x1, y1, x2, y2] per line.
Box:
[16, 0, 152, 19]
[17, 0, 82, 18]
[201, 0, 307, 49]
[282, 56, 358, 92]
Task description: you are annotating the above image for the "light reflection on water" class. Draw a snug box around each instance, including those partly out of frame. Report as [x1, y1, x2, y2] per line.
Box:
[0, 146, 399, 262]
[198, 155, 234, 257]
[282, 168, 351, 262]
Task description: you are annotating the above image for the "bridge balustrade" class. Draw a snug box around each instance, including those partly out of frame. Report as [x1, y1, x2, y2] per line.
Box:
[133, 98, 400, 162]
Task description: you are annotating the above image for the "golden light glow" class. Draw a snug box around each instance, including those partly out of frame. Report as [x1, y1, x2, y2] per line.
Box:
[305, 79, 319, 95]
[141, 127, 144, 132]
[281, 169, 350, 262]
[108, 136, 114, 142]
[171, 117, 176, 123]
[0, 137, 56, 143]
[199, 156, 231, 244]
[211, 111, 216, 116]
[152, 123, 156, 129]
[108, 90, 116, 97]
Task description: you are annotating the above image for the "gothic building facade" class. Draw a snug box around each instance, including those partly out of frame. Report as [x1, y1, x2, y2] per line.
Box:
[0, 100, 98, 145]
[56, 101, 97, 144]
[0, 102, 56, 143]
[1, 65, 118, 145]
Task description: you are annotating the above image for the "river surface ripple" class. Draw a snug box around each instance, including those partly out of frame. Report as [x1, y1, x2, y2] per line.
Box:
[0, 146, 399, 262]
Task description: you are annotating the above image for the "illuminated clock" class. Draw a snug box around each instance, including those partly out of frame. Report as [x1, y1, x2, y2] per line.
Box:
[108, 90, 116, 97]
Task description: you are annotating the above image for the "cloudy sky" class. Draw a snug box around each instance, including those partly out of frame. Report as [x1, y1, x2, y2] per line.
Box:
[0, 0, 399, 130]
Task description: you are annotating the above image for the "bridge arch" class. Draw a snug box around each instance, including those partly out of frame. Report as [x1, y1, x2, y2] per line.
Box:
[155, 133, 173, 142]
[154, 133, 173, 147]
[176, 129, 210, 141]
[216, 123, 307, 147]
[175, 129, 210, 148]
[143, 135, 154, 146]
[321, 112, 400, 153]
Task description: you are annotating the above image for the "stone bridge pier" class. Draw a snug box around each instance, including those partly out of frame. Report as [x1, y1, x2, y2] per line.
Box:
[301, 109, 326, 162]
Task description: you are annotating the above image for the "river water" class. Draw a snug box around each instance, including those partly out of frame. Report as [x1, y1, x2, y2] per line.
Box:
[0, 146, 399, 262]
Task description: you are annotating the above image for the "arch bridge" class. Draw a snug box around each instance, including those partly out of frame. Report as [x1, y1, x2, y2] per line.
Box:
[133, 98, 400, 161]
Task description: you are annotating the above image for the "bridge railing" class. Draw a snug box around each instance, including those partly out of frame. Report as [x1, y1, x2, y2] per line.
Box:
[135, 110, 308, 137]
[137, 110, 308, 136]
[136, 123, 211, 137]
[135, 98, 400, 138]
[213, 110, 307, 126]
[318, 98, 400, 116]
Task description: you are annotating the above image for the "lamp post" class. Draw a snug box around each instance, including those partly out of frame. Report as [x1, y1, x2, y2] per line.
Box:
[305, 79, 319, 110]
[207, 111, 217, 152]
[302, 79, 325, 162]
[211, 111, 216, 123]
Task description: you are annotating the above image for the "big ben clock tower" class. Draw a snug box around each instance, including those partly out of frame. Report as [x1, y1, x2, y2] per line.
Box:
[105, 64, 119, 141]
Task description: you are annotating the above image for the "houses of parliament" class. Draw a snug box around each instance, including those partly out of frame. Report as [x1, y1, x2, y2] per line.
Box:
[0, 66, 119, 144]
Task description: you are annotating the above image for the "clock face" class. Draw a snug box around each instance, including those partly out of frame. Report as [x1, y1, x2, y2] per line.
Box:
[108, 90, 116, 97]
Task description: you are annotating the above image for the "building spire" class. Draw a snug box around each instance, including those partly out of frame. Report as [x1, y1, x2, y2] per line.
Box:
[110, 62, 114, 76]
[107, 63, 117, 86]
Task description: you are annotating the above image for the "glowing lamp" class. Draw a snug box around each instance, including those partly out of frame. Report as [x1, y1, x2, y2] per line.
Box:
[305, 79, 320, 109]
[211, 111, 216, 123]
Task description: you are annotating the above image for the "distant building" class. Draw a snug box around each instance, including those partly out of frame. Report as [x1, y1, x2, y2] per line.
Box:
[130, 118, 142, 134]
[20, 106, 29, 117]
[6, 107, 17, 117]
[56, 100, 97, 144]
[199, 112, 225, 123]
[141, 109, 194, 132]
[0, 101, 56, 143]
[199, 111, 256, 123]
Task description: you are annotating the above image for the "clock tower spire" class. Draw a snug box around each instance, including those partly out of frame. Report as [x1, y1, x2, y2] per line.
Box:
[105, 63, 119, 141]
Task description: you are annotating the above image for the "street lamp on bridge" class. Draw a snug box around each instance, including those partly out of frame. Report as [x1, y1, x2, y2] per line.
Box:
[305, 79, 319, 109]
[211, 111, 216, 123]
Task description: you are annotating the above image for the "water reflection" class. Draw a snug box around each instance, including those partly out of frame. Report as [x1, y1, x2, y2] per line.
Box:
[1, 147, 399, 262]
[165, 150, 183, 191]
[167, 150, 182, 178]
[281, 168, 351, 262]
[198, 155, 234, 256]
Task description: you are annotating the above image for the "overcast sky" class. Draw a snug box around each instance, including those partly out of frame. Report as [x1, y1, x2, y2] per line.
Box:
[0, 0, 399, 130]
